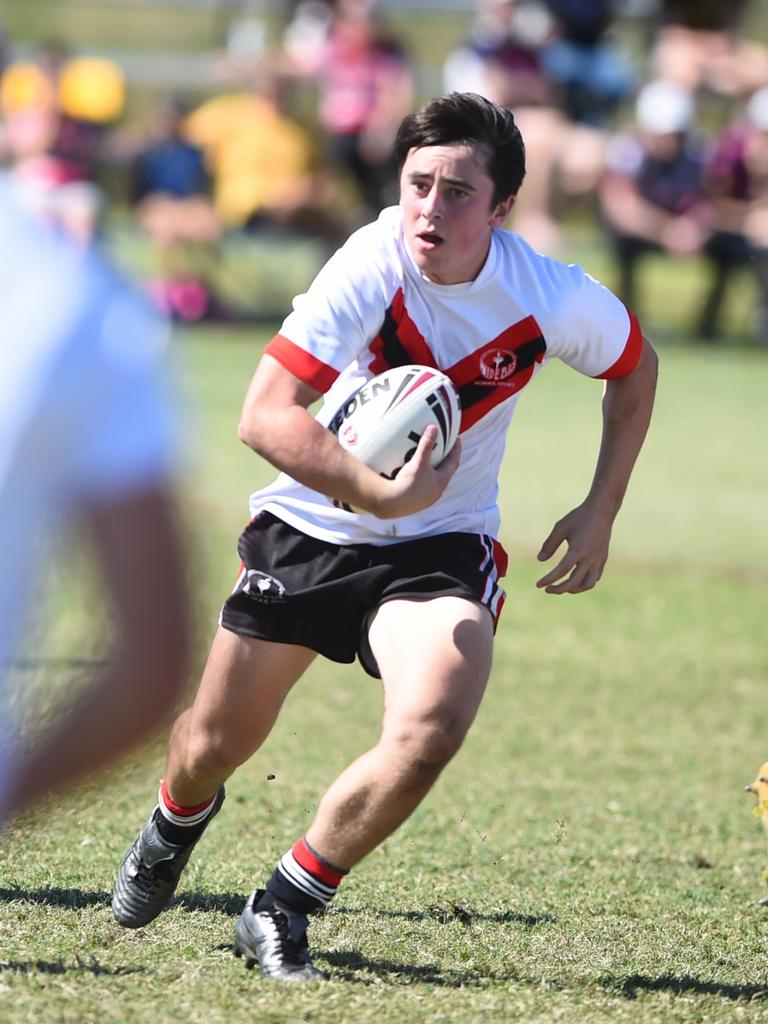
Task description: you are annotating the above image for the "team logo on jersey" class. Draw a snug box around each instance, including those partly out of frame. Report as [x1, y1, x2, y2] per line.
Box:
[479, 348, 517, 385]
[240, 569, 287, 602]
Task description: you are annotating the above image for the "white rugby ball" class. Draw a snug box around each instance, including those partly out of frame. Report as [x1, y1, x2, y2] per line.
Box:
[328, 364, 461, 479]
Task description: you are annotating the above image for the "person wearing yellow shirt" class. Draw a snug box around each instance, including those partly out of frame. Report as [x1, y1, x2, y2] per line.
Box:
[185, 85, 346, 249]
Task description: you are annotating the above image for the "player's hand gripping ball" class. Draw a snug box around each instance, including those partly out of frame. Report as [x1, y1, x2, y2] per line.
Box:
[328, 364, 461, 479]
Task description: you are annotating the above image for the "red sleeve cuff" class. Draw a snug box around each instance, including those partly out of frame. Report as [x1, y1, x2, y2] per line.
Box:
[264, 334, 340, 393]
[595, 309, 643, 380]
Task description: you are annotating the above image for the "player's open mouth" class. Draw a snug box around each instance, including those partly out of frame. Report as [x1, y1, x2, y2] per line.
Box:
[416, 231, 444, 250]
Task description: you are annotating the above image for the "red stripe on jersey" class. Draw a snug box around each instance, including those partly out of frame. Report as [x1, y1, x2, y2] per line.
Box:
[449, 316, 542, 385]
[448, 317, 545, 431]
[265, 334, 339, 393]
[595, 309, 643, 379]
[160, 779, 216, 817]
[292, 838, 346, 886]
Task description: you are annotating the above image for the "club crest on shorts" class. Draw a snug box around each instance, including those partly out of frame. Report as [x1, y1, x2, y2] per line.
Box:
[240, 569, 287, 602]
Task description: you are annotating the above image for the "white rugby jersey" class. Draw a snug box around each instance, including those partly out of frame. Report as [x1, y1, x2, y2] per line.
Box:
[251, 206, 642, 545]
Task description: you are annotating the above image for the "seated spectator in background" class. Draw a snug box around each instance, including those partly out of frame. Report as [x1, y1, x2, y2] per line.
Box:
[185, 71, 347, 253]
[443, 0, 563, 250]
[540, 0, 634, 128]
[282, 0, 334, 65]
[0, 42, 123, 244]
[57, 54, 124, 126]
[598, 79, 709, 319]
[539, 0, 633, 213]
[0, 23, 8, 79]
[698, 86, 768, 344]
[130, 99, 220, 323]
[282, 0, 413, 221]
[443, 0, 554, 109]
[0, 37, 67, 120]
[652, 0, 768, 100]
[444, 0, 616, 252]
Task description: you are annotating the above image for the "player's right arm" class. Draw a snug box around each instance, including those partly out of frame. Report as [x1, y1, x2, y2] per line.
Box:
[238, 353, 459, 519]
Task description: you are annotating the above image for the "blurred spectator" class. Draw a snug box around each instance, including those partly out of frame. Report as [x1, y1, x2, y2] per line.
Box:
[184, 71, 347, 252]
[539, 0, 633, 217]
[540, 1, 634, 127]
[58, 55, 124, 125]
[444, 0, 562, 249]
[283, 0, 334, 59]
[652, 0, 768, 100]
[0, 40, 124, 244]
[444, 0, 615, 251]
[697, 86, 768, 344]
[598, 79, 709, 317]
[443, 0, 555, 108]
[130, 98, 220, 323]
[0, 37, 65, 116]
[282, 0, 414, 219]
[0, 23, 9, 80]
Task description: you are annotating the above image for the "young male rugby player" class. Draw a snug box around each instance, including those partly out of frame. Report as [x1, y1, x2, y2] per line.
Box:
[112, 92, 658, 981]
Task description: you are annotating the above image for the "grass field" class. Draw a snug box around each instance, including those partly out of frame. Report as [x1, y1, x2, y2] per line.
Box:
[1, 328, 768, 1023]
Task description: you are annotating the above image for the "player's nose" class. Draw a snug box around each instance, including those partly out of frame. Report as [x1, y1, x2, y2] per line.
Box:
[421, 185, 444, 220]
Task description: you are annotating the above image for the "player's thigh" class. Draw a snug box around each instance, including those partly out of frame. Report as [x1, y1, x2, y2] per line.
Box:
[368, 596, 494, 732]
[185, 625, 316, 753]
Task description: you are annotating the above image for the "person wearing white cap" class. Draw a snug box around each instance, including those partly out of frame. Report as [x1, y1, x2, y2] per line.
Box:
[598, 79, 709, 318]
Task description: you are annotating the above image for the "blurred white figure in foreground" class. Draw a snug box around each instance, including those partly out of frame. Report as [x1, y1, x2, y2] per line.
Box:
[0, 183, 190, 822]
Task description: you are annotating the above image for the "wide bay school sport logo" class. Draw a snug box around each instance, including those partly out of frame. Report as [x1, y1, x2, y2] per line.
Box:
[240, 569, 287, 603]
[478, 348, 517, 386]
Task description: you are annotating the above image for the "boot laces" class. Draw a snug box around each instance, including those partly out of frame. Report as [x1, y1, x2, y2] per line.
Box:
[263, 909, 308, 964]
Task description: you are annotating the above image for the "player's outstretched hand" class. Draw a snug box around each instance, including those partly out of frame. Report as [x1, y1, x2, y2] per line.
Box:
[374, 426, 461, 519]
[535, 502, 614, 595]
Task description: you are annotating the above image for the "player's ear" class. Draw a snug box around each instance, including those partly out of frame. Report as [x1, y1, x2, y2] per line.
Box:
[490, 195, 515, 226]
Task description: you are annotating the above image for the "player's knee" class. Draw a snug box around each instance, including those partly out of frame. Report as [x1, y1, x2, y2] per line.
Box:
[181, 728, 244, 780]
[384, 709, 468, 774]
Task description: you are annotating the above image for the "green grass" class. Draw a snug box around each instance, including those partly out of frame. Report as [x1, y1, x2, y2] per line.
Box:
[1, 329, 768, 1023]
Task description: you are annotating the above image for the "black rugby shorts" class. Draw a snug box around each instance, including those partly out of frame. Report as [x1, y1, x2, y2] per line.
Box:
[220, 511, 508, 678]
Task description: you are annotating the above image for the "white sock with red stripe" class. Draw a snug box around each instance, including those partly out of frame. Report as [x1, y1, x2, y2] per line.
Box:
[154, 779, 219, 846]
[258, 836, 348, 916]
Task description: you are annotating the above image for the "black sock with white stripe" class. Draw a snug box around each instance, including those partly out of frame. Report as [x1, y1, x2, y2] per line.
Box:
[153, 779, 218, 847]
[256, 836, 348, 916]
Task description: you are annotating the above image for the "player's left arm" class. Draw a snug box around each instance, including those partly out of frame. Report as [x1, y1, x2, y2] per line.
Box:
[536, 334, 658, 595]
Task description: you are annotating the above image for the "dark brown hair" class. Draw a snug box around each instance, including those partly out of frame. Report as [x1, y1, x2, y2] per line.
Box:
[394, 92, 526, 205]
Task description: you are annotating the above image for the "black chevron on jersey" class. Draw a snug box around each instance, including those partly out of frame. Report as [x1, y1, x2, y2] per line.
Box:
[368, 288, 438, 376]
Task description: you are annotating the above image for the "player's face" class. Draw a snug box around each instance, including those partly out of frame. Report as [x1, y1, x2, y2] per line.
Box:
[400, 143, 514, 285]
